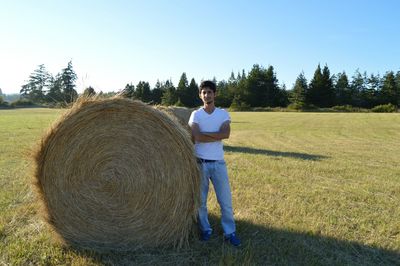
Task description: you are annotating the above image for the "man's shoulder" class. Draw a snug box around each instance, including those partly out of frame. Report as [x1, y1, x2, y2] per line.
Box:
[191, 107, 204, 116]
[189, 107, 204, 125]
[216, 107, 229, 114]
[215, 107, 230, 119]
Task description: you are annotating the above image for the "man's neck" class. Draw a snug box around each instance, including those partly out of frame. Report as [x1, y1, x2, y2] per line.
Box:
[203, 103, 215, 114]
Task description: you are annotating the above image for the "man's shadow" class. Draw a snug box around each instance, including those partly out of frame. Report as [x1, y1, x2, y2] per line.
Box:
[224, 145, 328, 161]
[191, 214, 399, 265]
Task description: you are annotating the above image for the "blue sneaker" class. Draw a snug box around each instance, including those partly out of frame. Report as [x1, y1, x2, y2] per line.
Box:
[200, 230, 212, 241]
[224, 232, 241, 247]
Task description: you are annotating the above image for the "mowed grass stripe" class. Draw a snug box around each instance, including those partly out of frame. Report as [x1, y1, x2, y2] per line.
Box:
[225, 112, 400, 252]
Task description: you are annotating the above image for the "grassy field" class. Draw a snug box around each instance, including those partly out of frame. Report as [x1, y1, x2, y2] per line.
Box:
[0, 108, 399, 265]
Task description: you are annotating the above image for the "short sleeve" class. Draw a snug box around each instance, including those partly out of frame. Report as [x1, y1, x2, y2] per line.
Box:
[222, 109, 231, 123]
[188, 110, 197, 126]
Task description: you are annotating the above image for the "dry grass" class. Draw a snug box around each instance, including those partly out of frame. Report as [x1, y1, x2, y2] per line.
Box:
[33, 98, 200, 251]
[155, 106, 193, 129]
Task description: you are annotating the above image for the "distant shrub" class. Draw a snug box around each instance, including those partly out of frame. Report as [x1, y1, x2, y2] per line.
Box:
[331, 105, 356, 112]
[0, 96, 10, 108]
[10, 99, 36, 107]
[371, 103, 397, 113]
[229, 101, 251, 111]
[287, 103, 305, 111]
[0, 102, 9, 107]
[47, 101, 68, 108]
[252, 107, 269, 112]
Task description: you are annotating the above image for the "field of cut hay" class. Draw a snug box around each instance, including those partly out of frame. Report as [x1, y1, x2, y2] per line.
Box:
[0, 108, 399, 265]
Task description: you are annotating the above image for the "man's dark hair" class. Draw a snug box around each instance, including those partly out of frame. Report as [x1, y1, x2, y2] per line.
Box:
[199, 80, 216, 93]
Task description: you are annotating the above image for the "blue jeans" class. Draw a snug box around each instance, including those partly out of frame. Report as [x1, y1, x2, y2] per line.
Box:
[198, 160, 236, 235]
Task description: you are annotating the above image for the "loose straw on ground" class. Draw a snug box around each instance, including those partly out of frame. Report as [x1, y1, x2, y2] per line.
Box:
[33, 97, 200, 251]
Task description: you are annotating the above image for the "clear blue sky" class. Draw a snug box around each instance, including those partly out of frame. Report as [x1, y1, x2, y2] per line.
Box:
[1, 0, 399, 94]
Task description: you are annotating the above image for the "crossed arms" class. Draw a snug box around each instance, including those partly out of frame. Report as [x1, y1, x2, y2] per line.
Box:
[190, 121, 231, 143]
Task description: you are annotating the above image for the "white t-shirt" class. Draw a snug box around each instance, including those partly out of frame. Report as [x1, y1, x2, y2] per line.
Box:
[188, 107, 231, 160]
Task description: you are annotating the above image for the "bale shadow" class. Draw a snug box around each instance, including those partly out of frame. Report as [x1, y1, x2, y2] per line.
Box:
[224, 145, 328, 161]
[67, 214, 399, 265]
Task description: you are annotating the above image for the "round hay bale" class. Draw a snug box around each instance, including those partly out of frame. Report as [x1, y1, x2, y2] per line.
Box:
[33, 97, 200, 251]
[155, 106, 194, 128]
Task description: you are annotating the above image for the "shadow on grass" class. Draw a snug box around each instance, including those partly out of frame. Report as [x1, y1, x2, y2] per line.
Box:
[67, 214, 399, 265]
[224, 145, 328, 161]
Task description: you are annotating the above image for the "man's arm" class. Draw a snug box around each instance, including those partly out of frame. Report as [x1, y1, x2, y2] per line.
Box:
[190, 122, 219, 143]
[202, 120, 230, 140]
[190, 121, 230, 143]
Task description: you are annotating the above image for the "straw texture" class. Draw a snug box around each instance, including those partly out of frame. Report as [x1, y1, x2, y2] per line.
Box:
[155, 106, 194, 128]
[34, 97, 200, 251]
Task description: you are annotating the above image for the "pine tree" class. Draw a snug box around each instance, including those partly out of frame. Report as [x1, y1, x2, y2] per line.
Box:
[350, 70, 368, 107]
[396, 71, 400, 105]
[123, 83, 135, 98]
[135, 81, 151, 102]
[151, 80, 164, 104]
[215, 80, 232, 107]
[161, 80, 178, 106]
[176, 72, 189, 106]
[335, 72, 351, 105]
[61, 61, 78, 103]
[291, 72, 308, 108]
[245, 64, 264, 107]
[20, 64, 51, 103]
[308, 64, 335, 107]
[364, 74, 380, 107]
[46, 73, 64, 103]
[321, 65, 335, 107]
[188, 78, 201, 107]
[380, 71, 398, 105]
[264, 65, 282, 107]
[244, 64, 281, 107]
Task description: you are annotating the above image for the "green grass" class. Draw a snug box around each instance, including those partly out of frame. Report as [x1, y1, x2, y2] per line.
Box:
[1, 109, 399, 265]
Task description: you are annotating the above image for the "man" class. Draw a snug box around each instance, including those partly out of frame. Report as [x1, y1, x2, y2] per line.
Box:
[188, 80, 241, 247]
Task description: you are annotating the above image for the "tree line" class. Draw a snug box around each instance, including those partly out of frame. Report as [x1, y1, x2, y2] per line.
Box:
[11, 62, 400, 110]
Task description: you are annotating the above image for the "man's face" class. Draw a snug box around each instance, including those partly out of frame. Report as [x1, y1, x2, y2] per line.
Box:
[199, 87, 215, 105]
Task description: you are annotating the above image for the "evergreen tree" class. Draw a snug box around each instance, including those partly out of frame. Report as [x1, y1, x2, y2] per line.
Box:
[380, 71, 398, 105]
[244, 64, 264, 106]
[20, 64, 51, 103]
[244, 64, 281, 107]
[264, 65, 282, 107]
[227, 72, 238, 103]
[350, 70, 368, 107]
[122, 83, 135, 98]
[135, 81, 151, 102]
[321, 65, 335, 107]
[291, 72, 308, 108]
[46, 73, 64, 103]
[364, 74, 381, 107]
[236, 71, 241, 81]
[215, 80, 232, 107]
[151, 80, 164, 104]
[188, 78, 201, 107]
[308, 64, 335, 107]
[161, 80, 178, 106]
[60, 61, 78, 103]
[335, 72, 351, 105]
[396, 71, 400, 105]
[176, 72, 189, 106]
[241, 69, 246, 80]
